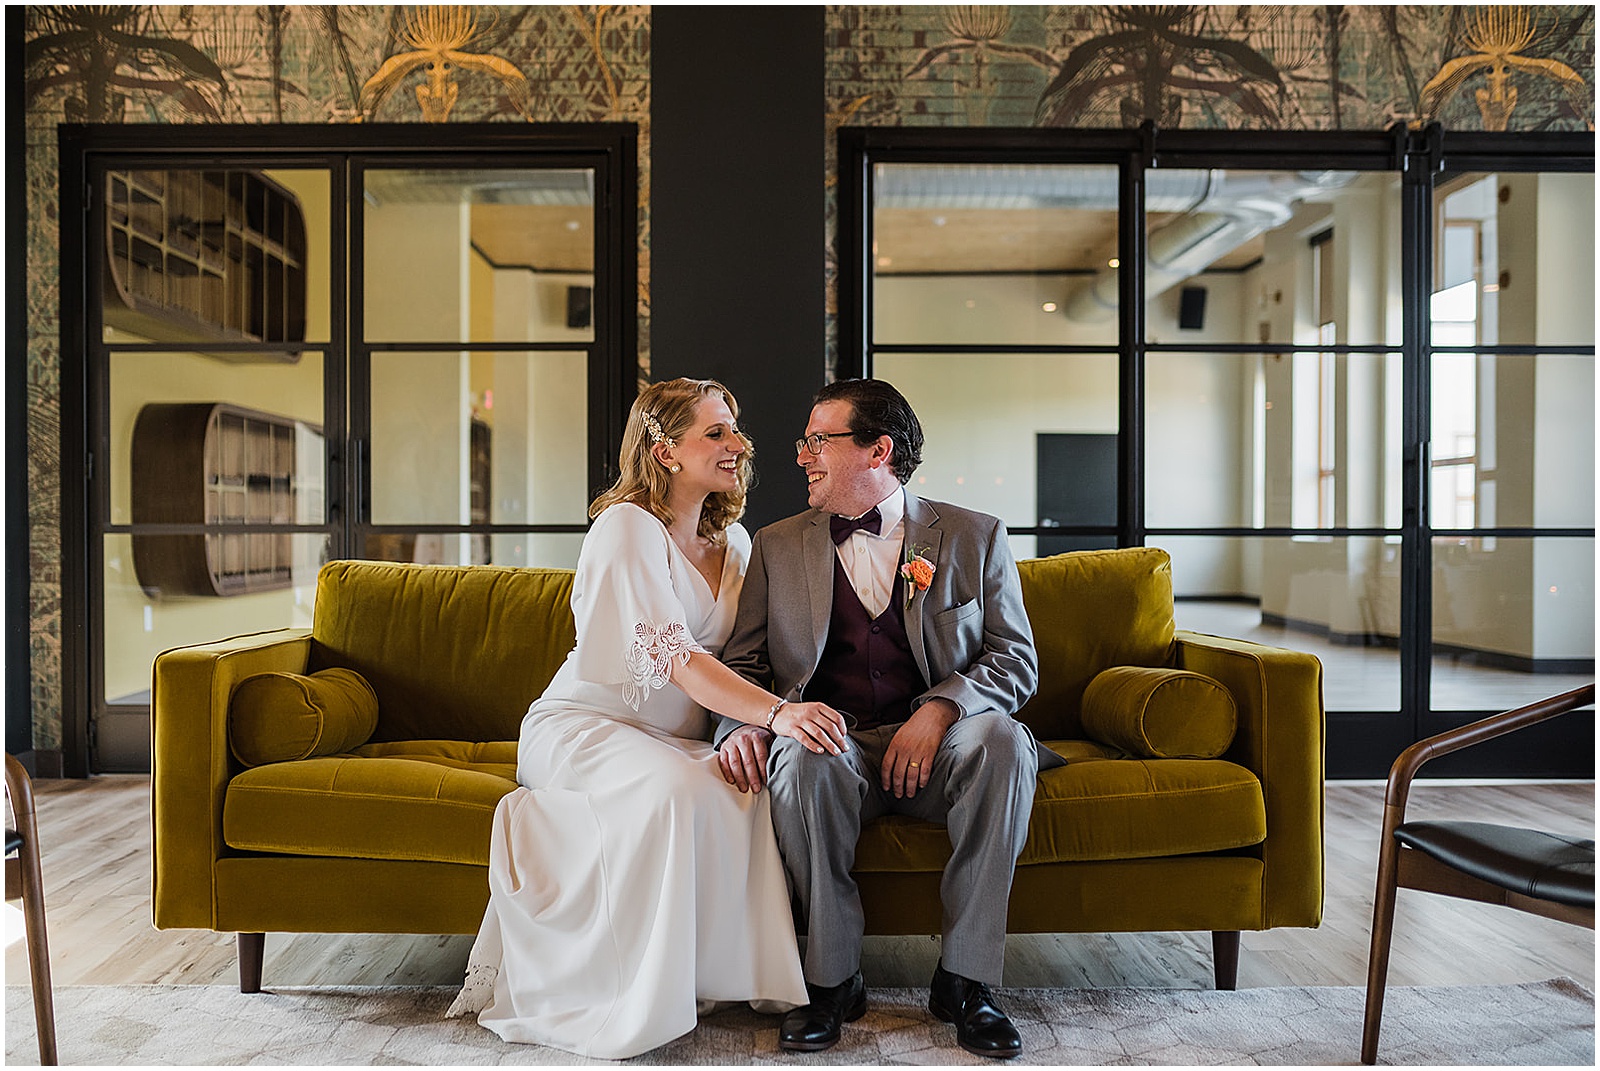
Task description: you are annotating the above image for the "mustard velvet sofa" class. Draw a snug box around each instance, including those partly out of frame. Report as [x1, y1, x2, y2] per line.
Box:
[151, 548, 1324, 992]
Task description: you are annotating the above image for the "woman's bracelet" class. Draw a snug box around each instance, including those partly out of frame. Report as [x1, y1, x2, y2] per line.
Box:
[764, 698, 787, 729]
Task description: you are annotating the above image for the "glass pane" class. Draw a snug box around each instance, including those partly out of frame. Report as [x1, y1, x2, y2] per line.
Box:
[1431, 353, 1594, 530]
[1146, 351, 1402, 529]
[361, 531, 584, 570]
[363, 168, 595, 344]
[368, 350, 589, 526]
[1433, 536, 1594, 711]
[1164, 534, 1401, 713]
[103, 532, 326, 704]
[109, 350, 326, 527]
[872, 163, 1119, 346]
[1432, 172, 1594, 347]
[103, 167, 328, 345]
[874, 352, 1118, 529]
[1146, 170, 1401, 348]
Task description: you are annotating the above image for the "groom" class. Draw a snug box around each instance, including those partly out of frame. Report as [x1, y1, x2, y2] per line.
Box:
[716, 378, 1059, 1058]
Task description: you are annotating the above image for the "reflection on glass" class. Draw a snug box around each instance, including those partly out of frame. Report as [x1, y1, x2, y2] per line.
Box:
[1432, 536, 1594, 710]
[874, 353, 1117, 528]
[1162, 534, 1401, 712]
[109, 351, 325, 527]
[363, 168, 595, 344]
[1145, 170, 1399, 347]
[103, 167, 329, 345]
[1432, 172, 1594, 347]
[1145, 352, 1402, 530]
[368, 350, 588, 527]
[1430, 353, 1594, 529]
[361, 531, 584, 571]
[103, 532, 326, 705]
[872, 163, 1120, 346]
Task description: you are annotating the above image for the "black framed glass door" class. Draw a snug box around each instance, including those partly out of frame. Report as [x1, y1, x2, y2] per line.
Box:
[61, 125, 637, 774]
[839, 125, 1594, 778]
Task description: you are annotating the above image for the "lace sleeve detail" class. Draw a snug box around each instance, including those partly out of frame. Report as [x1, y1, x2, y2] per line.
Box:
[622, 619, 707, 710]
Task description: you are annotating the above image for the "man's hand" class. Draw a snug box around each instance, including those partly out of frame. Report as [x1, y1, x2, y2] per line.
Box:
[883, 698, 959, 798]
[719, 724, 774, 793]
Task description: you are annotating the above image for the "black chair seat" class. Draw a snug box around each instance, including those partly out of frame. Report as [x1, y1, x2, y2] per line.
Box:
[5, 828, 20, 857]
[1395, 820, 1595, 908]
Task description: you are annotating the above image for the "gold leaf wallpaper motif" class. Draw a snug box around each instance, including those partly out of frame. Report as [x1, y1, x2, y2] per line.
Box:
[1421, 7, 1591, 131]
[358, 5, 532, 123]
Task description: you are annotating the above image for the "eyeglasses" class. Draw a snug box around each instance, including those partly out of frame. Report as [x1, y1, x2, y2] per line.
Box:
[794, 432, 855, 456]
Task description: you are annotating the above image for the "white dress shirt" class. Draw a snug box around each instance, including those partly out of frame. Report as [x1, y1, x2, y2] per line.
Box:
[833, 486, 906, 619]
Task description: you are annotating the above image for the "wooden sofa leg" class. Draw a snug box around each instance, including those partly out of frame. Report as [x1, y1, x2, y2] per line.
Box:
[1212, 930, 1240, 990]
[239, 933, 264, 993]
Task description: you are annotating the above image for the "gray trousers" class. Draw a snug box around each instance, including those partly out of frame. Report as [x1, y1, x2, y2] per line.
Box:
[766, 712, 1038, 989]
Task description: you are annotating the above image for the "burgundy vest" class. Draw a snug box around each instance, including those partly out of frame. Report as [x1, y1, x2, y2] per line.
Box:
[805, 557, 923, 731]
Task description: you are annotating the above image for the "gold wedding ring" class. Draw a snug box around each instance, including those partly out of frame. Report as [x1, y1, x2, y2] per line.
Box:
[908, 761, 920, 768]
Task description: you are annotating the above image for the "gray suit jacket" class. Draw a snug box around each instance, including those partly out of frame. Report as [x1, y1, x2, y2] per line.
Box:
[717, 493, 1058, 767]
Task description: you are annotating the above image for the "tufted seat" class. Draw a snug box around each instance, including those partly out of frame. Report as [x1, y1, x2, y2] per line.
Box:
[224, 741, 519, 865]
[856, 748, 1266, 872]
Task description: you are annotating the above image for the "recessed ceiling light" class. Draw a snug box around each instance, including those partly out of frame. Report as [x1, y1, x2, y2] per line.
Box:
[1108, 257, 1121, 269]
[1041, 302, 1058, 313]
[877, 256, 892, 267]
[932, 216, 946, 226]
[565, 220, 580, 231]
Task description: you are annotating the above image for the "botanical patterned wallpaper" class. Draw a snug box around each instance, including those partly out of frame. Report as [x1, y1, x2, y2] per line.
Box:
[17, 5, 1597, 754]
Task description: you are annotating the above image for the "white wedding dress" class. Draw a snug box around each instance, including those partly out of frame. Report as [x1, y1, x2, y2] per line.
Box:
[446, 503, 807, 1059]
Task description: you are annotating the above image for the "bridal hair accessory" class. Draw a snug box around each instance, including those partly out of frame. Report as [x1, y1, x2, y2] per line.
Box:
[901, 544, 935, 607]
[641, 411, 677, 449]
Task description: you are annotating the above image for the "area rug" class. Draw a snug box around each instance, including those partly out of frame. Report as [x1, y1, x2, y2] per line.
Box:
[6, 979, 1593, 1065]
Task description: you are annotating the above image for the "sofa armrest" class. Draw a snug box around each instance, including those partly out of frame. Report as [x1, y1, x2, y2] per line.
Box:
[1174, 629, 1325, 928]
[151, 628, 312, 930]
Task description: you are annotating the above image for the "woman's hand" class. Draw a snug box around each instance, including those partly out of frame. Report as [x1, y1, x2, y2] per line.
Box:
[772, 701, 851, 756]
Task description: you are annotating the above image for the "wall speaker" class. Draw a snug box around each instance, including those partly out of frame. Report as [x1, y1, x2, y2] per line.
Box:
[1178, 286, 1207, 330]
[566, 285, 592, 330]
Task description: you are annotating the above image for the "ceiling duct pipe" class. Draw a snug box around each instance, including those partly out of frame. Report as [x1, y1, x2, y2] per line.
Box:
[873, 165, 1356, 322]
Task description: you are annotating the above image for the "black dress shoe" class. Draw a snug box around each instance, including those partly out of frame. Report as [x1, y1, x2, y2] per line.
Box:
[778, 970, 867, 1052]
[928, 961, 1022, 1058]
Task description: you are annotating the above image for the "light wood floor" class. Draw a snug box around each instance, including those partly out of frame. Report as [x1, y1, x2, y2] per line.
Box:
[6, 776, 1593, 993]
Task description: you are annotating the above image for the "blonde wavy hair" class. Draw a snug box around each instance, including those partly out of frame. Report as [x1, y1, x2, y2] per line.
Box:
[589, 378, 754, 544]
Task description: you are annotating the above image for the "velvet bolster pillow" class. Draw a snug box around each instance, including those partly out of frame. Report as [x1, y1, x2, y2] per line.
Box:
[229, 667, 379, 768]
[1081, 666, 1237, 759]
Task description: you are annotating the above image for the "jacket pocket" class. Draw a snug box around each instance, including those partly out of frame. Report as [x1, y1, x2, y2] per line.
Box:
[933, 599, 980, 628]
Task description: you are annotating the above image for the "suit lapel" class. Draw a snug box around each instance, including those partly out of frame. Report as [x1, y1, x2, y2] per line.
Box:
[803, 513, 834, 667]
[902, 494, 941, 686]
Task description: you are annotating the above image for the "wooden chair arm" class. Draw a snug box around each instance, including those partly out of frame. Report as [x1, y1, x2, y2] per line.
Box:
[5, 753, 36, 826]
[1383, 684, 1595, 829]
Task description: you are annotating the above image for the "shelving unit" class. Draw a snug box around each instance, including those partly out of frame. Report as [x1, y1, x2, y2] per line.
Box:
[104, 169, 307, 356]
[130, 402, 319, 597]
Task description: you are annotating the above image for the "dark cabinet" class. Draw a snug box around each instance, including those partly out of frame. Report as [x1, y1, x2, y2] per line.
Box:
[104, 170, 307, 354]
[131, 402, 318, 597]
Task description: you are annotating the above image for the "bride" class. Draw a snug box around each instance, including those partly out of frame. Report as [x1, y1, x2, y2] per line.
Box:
[447, 377, 851, 1059]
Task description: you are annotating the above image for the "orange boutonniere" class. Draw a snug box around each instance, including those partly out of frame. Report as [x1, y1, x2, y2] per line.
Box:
[901, 544, 935, 607]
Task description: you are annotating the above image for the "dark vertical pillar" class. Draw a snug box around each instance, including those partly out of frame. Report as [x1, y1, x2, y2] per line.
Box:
[651, 6, 826, 528]
[7, 6, 34, 762]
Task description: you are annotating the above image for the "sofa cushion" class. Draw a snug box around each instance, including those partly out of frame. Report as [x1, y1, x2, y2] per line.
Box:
[1081, 666, 1237, 759]
[309, 561, 576, 744]
[1016, 548, 1176, 740]
[852, 747, 1265, 872]
[223, 742, 519, 865]
[228, 668, 379, 768]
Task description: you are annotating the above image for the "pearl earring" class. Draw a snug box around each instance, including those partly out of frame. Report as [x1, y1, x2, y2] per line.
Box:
[669, 463, 681, 473]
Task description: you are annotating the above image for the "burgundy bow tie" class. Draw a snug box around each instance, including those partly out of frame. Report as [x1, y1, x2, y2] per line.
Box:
[829, 507, 882, 544]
